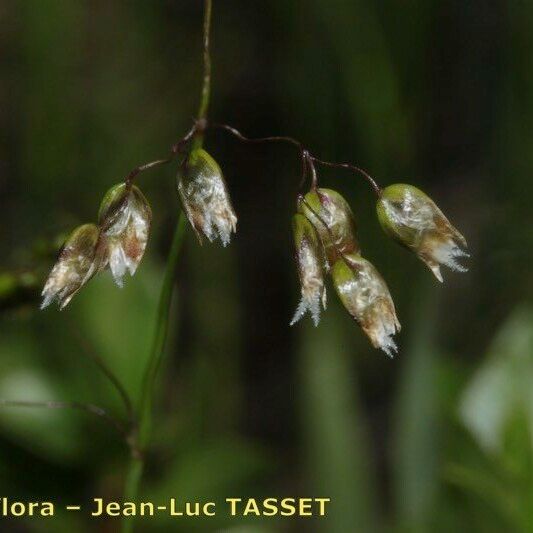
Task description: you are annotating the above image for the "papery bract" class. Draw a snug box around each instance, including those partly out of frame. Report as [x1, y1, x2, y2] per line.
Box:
[332, 253, 400, 357]
[298, 188, 359, 264]
[41, 224, 105, 310]
[290, 213, 327, 326]
[99, 183, 152, 287]
[376, 184, 468, 282]
[177, 148, 237, 246]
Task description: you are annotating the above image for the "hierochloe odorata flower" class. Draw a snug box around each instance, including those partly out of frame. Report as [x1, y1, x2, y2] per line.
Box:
[41, 224, 104, 310]
[298, 188, 359, 264]
[99, 183, 152, 287]
[290, 213, 327, 326]
[332, 253, 401, 357]
[177, 148, 237, 246]
[377, 184, 468, 282]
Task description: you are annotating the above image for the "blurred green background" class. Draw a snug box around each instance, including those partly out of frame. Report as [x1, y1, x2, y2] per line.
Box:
[0, 1, 532, 532]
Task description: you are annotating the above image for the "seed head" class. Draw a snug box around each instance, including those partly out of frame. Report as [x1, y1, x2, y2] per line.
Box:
[332, 253, 401, 357]
[290, 213, 327, 327]
[298, 188, 359, 264]
[377, 184, 468, 282]
[41, 224, 105, 310]
[98, 183, 152, 287]
[177, 148, 237, 246]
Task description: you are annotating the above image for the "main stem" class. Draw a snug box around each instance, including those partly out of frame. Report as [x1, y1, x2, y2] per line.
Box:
[122, 214, 187, 506]
[121, 1, 213, 531]
[197, 0, 212, 123]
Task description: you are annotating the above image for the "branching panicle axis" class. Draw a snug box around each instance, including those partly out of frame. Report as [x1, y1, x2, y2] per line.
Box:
[4, 2, 469, 532]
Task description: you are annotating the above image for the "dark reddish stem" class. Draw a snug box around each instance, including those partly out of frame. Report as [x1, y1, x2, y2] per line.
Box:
[121, 121, 382, 199]
[306, 152, 318, 190]
[210, 122, 382, 197]
[210, 122, 305, 152]
[124, 123, 198, 188]
[310, 156, 382, 197]
[0, 399, 129, 441]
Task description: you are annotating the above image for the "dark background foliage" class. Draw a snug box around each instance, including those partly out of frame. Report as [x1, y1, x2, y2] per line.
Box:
[0, 1, 531, 532]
